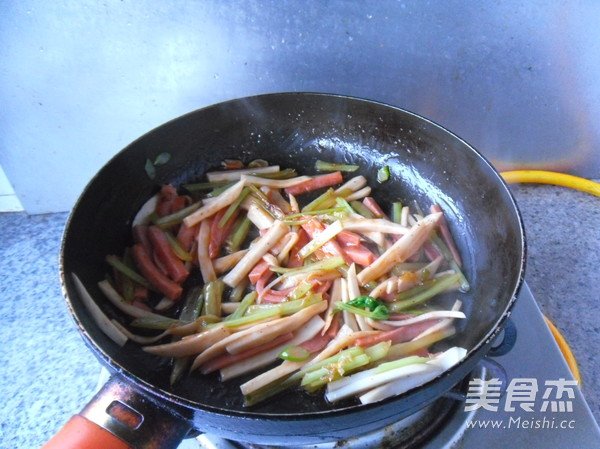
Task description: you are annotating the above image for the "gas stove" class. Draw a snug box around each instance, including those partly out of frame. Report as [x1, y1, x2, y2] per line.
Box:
[173, 282, 600, 449]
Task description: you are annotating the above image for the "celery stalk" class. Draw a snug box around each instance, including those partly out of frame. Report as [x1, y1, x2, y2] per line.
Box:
[179, 287, 204, 321]
[130, 316, 186, 329]
[301, 346, 365, 375]
[248, 184, 284, 219]
[203, 279, 225, 317]
[154, 201, 202, 228]
[389, 272, 462, 312]
[285, 207, 345, 220]
[391, 202, 403, 224]
[297, 220, 343, 259]
[251, 168, 297, 179]
[302, 353, 370, 390]
[227, 280, 248, 302]
[205, 183, 237, 198]
[224, 292, 256, 321]
[270, 256, 346, 277]
[226, 216, 252, 253]
[164, 230, 193, 262]
[301, 188, 337, 212]
[288, 281, 313, 301]
[377, 166, 391, 183]
[429, 234, 471, 290]
[373, 355, 430, 374]
[244, 371, 304, 406]
[115, 253, 135, 303]
[246, 294, 323, 316]
[105, 255, 154, 291]
[315, 160, 359, 172]
[218, 187, 250, 228]
[449, 260, 471, 292]
[183, 181, 232, 191]
[324, 355, 430, 402]
[244, 346, 369, 406]
[364, 341, 391, 362]
[349, 201, 374, 218]
[395, 282, 431, 301]
[335, 197, 356, 215]
[221, 307, 280, 328]
[170, 287, 204, 385]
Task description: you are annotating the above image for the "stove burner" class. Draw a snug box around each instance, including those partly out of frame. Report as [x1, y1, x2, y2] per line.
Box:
[189, 365, 486, 449]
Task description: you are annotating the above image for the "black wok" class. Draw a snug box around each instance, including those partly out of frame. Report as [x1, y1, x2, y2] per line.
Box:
[47, 93, 525, 448]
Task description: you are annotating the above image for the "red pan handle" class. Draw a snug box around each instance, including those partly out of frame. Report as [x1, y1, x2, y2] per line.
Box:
[41, 374, 192, 449]
[42, 415, 133, 449]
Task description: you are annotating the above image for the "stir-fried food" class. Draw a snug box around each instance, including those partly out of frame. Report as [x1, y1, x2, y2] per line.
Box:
[74, 159, 470, 406]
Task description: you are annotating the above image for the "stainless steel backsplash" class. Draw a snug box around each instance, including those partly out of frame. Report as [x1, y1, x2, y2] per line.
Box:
[1, 1, 598, 213]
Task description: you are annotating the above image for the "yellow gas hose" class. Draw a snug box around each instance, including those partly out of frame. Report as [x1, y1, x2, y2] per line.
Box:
[501, 170, 600, 197]
[500, 169, 589, 385]
[544, 316, 582, 385]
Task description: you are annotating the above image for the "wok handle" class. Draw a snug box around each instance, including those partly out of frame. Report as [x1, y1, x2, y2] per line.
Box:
[487, 317, 517, 357]
[42, 415, 133, 449]
[42, 374, 192, 449]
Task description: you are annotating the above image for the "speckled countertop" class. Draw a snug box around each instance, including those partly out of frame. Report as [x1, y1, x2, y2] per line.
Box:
[1, 183, 599, 448]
